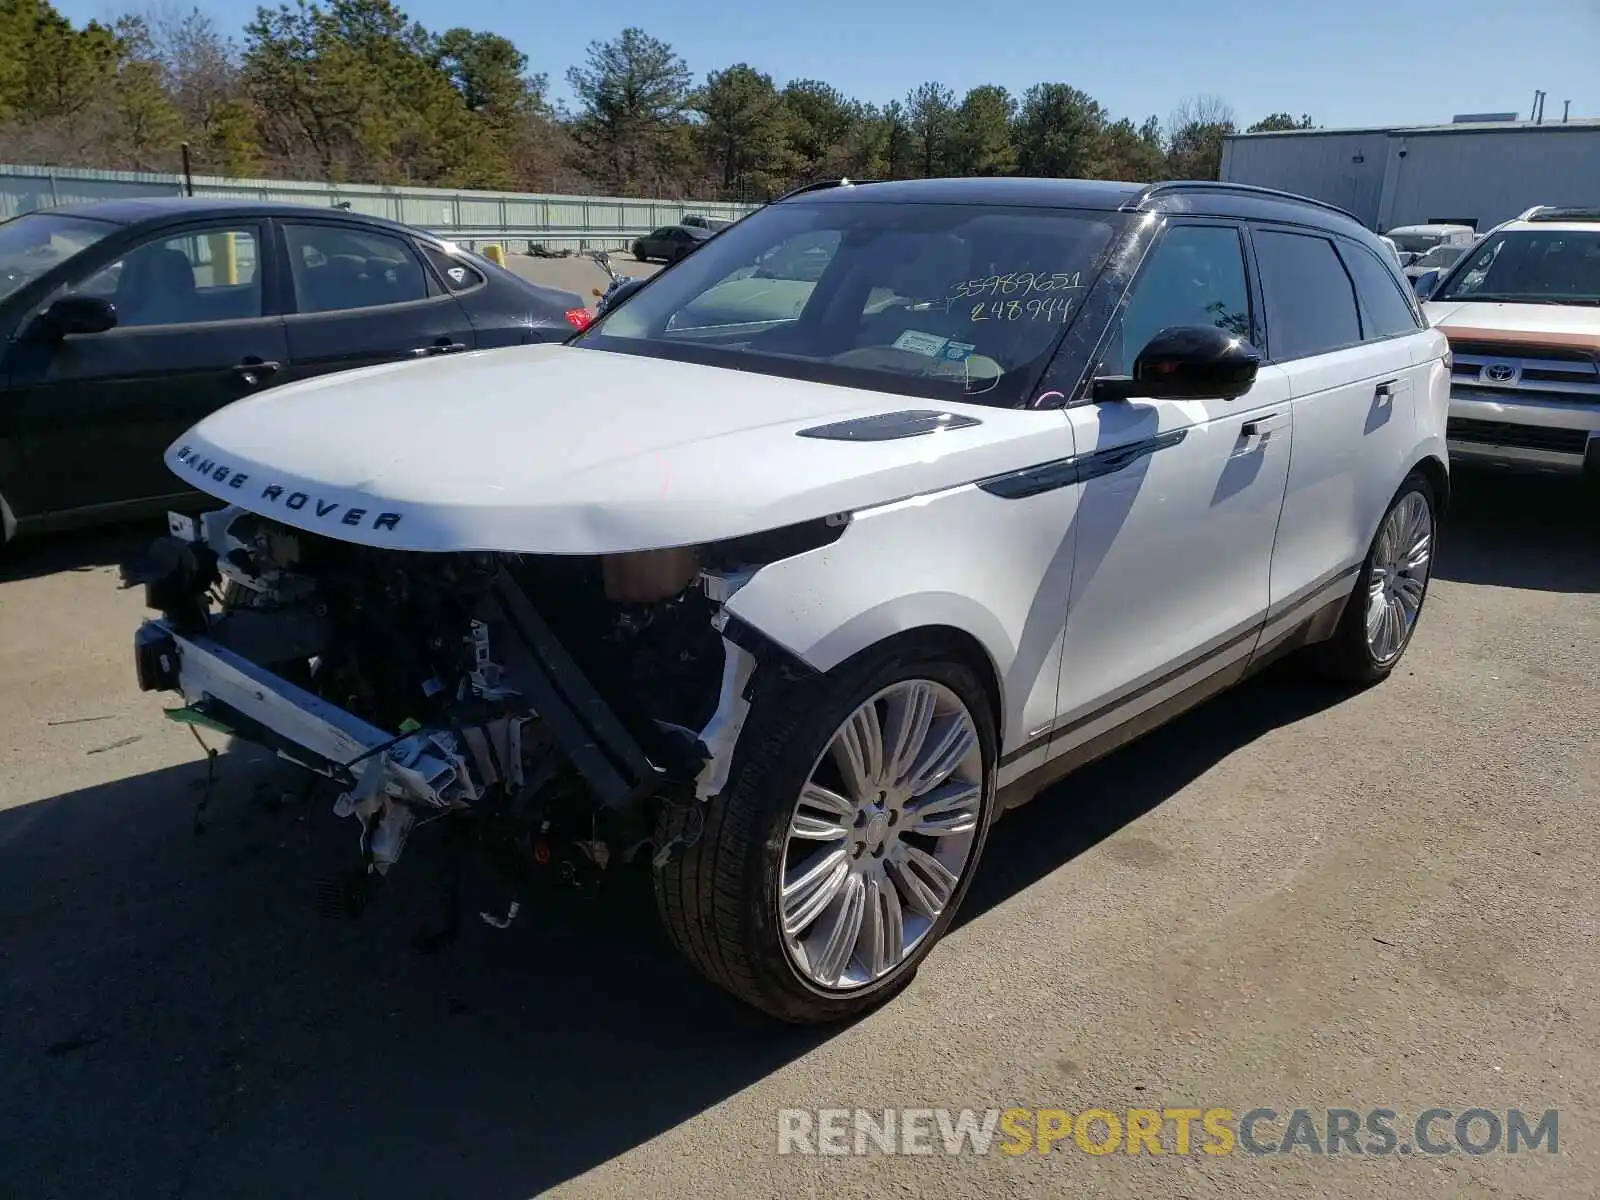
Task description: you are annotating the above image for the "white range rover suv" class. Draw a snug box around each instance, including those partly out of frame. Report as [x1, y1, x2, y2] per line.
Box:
[130, 177, 1450, 1024]
[1419, 205, 1600, 478]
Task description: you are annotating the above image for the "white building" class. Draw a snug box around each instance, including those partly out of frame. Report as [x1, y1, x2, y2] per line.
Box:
[1220, 116, 1600, 233]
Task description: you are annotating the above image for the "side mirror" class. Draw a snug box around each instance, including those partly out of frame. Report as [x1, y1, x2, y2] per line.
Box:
[1412, 269, 1442, 302]
[31, 294, 118, 338]
[596, 277, 647, 315]
[1093, 325, 1261, 403]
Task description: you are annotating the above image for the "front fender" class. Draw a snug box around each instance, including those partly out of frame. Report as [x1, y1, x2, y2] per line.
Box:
[722, 474, 1082, 752]
[749, 587, 1015, 687]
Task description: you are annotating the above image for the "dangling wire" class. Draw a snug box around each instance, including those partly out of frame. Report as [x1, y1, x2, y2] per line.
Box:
[187, 723, 219, 836]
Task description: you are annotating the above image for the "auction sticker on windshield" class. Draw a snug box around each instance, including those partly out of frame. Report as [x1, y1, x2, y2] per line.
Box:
[892, 330, 953, 357]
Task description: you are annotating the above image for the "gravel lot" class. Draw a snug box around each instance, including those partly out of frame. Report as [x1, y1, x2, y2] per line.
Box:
[1, 374, 1596, 1199]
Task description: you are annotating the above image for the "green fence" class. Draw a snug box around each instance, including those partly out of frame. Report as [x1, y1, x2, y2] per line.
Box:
[0, 164, 760, 252]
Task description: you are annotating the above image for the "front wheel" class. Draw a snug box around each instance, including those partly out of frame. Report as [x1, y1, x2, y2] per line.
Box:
[654, 643, 997, 1024]
[1311, 470, 1437, 684]
[633, 245, 647, 262]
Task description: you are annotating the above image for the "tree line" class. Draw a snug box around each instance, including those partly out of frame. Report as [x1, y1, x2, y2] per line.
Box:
[0, 0, 1318, 199]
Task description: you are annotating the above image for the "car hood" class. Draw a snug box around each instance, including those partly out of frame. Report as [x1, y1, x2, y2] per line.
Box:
[166, 343, 1061, 555]
[1423, 300, 1600, 347]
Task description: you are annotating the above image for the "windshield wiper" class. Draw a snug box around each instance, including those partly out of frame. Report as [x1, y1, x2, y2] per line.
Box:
[1444, 293, 1590, 305]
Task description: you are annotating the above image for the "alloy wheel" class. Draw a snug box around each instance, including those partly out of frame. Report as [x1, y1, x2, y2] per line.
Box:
[778, 679, 984, 991]
[1365, 490, 1433, 664]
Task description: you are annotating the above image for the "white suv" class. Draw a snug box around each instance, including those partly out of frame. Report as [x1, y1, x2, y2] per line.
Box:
[131, 178, 1450, 1024]
[1421, 205, 1600, 477]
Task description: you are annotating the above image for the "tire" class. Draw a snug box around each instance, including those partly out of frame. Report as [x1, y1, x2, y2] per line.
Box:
[633, 245, 647, 262]
[0, 492, 16, 566]
[654, 640, 998, 1024]
[1310, 470, 1437, 685]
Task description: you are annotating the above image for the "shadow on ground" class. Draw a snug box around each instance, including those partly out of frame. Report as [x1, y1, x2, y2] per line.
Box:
[1433, 466, 1599, 592]
[0, 679, 1361, 1199]
[0, 468, 1593, 1199]
[0, 519, 162, 585]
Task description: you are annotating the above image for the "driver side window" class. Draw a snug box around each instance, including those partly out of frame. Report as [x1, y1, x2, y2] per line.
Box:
[1099, 224, 1252, 377]
[69, 227, 263, 328]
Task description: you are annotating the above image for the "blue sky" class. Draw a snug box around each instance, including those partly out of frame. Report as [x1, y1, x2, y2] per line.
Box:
[58, 0, 1599, 130]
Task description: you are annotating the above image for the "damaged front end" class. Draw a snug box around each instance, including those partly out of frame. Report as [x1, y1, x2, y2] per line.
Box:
[129, 506, 837, 906]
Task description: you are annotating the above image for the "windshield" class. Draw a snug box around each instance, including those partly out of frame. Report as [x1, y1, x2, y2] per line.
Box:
[1390, 232, 1449, 253]
[0, 211, 115, 303]
[577, 200, 1124, 406]
[1434, 228, 1600, 304]
[1415, 244, 1465, 270]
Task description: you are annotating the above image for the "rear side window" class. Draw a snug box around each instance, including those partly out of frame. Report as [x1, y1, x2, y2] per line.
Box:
[422, 246, 485, 292]
[1340, 242, 1422, 339]
[1253, 229, 1362, 361]
[284, 223, 430, 314]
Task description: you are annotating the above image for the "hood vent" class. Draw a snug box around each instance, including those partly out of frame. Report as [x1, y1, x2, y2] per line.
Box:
[797, 410, 982, 442]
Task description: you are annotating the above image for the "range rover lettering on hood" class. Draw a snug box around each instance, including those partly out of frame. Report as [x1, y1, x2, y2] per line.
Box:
[172, 445, 405, 532]
[159, 343, 1073, 554]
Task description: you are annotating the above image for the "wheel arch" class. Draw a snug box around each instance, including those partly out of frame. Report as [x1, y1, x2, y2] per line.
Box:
[837, 624, 1005, 748]
[1410, 452, 1450, 519]
[727, 591, 1014, 749]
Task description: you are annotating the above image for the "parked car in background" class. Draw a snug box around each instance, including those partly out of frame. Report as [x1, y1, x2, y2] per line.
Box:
[1404, 241, 1470, 281]
[1422, 204, 1600, 479]
[682, 214, 734, 233]
[1384, 222, 1476, 267]
[131, 176, 1449, 1024]
[632, 223, 713, 263]
[0, 197, 588, 549]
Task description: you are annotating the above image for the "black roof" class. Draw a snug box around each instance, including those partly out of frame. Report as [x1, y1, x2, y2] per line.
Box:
[789, 176, 1146, 211]
[33, 195, 433, 238]
[781, 175, 1372, 241]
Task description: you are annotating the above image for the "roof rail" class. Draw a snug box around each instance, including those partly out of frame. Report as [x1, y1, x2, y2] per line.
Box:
[1515, 205, 1550, 221]
[769, 178, 881, 204]
[1134, 180, 1360, 224]
[1523, 205, 1600, 222]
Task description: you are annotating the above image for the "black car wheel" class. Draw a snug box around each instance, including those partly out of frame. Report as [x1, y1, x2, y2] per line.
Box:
[634, 244, 647, 262]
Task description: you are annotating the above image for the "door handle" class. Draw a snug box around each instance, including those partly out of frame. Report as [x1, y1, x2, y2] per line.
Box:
[1241, 412, 1289, 438]
[408, 340, 468, 358]
[228, 358, 280, 388]
[1374, 379, 1398, 401]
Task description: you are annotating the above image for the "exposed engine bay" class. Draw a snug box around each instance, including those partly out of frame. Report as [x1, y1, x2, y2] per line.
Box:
[129, 506, 837, 925]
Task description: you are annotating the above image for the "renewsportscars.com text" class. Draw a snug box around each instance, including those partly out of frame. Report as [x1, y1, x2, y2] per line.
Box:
[777, 1106, 1559, 1157]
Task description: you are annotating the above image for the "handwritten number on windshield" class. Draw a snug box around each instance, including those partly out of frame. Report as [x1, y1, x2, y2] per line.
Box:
[952, 271, 1082, 299]
[971, 296, 1073, 322]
